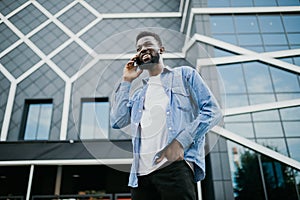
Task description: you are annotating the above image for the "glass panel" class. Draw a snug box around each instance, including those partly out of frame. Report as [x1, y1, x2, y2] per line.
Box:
[0, 0, 28, 16]
[280, 106, 300, 120]
[37, 0, 74, 15]
[227, 141, 265, 200]
[256, 138, 288, 156]
[287, 33, 300, 45]
[277, 0, 300, 6]
[36, 104, 52, 140]
[9, 4, 48, 35]
[225, 123, 255, 138]
[210, 16, 235, 34]
[30, 22, 69, 55]
[208, 0, 230, 7]
[24, 103, 53, 140]
[253, 0, 277, 6]
[264, 45, 290, 52]
[252, 110, 280, 121]
[80, 100, 109, 139]
[287, 138, 300, 162]
[58, 3, 96, 34]
[235, 16, 259, 33]
[276, 93, 300, 101]
[214, 34, 237, 44]
[283, 122, 300, 137]
[231, 0, 253, 7]
[224, 114, 251, 123]
[249, 94, 276, 105]
[218, 64, 246, 94]
[261, 156, 299, 199]
[254, 122, 284, 137]
[0, 23, 19, 52]
[270, 67, 300, 93]
[282, 14, 300, 32]
[225, 94, 249, 108]
[243, 62, 273, 93]
[259, 15, 284, 33]
[262, 34, 288, 45]
[238, 34, 262, 45]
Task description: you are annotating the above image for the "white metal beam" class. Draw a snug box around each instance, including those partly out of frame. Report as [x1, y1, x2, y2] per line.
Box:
[224, 99, 300, 116]
[212, 126, 300, 170]
[0, 158, 133, 166]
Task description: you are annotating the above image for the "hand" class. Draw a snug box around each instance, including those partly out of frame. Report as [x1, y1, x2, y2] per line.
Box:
[155, 139, 184, 164]
[123, 55, 143, 83]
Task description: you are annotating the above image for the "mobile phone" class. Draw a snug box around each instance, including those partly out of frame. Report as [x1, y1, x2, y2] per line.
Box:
[134, 57, 143, 66]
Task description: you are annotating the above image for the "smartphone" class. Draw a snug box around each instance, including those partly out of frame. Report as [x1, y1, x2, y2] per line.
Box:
[134, 57, 143, 66]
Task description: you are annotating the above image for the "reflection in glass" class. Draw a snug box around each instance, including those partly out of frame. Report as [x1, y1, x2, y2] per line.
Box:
[252, 110, 280, 121]
[225, 123, 255, 138]
[282, 15, 300, 32]
[24, 103, 53, 140]
[256, 138, 288, 156]
[262, 34, 288, 45]
[210, 16, 235, 34]
[283, 122, 300, 137]
[235, 15, 259, 33]
[280, 106, 300, 120]
[218, 64, 246, 94]
[254, 122, 284, 137]
[243, 62, 273, 93]
[80, 100, 109, 139]
[259, 16, 284, 33]
[270, 67, 300, 93]
[238, 34, 262, 45]
[226, 94, 249, 108]
[287, 138, 300, 162]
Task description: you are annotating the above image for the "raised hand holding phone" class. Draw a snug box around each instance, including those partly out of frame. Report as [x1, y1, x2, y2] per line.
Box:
[123, 54, 143, 83]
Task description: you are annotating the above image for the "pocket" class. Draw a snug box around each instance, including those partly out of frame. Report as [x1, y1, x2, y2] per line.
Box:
[172, 87, 191, 111]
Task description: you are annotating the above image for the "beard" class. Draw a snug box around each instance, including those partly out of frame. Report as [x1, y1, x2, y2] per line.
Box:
[138, 52, 160, 70]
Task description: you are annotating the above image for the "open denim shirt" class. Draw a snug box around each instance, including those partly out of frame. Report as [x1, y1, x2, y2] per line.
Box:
[110, 66, 222, 187]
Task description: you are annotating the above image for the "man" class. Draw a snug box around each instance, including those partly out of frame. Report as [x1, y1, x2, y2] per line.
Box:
[110, 31, 222, 200]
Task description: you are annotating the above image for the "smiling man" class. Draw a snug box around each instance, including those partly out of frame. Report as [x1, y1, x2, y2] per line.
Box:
[110, 31, 222, 200]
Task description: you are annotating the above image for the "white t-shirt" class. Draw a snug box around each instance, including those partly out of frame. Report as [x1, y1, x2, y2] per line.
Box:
[138, 73, 169, 176]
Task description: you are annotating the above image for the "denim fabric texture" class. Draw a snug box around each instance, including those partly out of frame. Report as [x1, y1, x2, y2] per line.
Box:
[110, 66, 222, 187]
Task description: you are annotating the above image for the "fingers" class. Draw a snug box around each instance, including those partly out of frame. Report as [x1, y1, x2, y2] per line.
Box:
[155, 152, 165, 164]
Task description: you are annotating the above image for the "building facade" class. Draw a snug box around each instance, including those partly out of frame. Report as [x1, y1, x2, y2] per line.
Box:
[0, 0, 299, 199]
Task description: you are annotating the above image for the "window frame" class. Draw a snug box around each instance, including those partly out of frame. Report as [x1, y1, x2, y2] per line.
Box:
[79, 97, 110, 140]
[19, 99, 53, 141]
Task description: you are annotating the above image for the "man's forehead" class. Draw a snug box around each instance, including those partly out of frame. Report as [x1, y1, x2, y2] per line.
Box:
[136, 36, 158, 46]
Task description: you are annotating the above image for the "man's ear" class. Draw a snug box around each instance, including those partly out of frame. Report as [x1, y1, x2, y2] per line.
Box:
[159, 47, 165, 54]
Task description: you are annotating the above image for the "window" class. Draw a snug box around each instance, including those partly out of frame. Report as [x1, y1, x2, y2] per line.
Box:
[20, 99, 53, 140]
[79, 98, 109, 140]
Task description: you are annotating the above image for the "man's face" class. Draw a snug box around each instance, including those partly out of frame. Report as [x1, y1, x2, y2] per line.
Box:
[136, 36, 161, 69]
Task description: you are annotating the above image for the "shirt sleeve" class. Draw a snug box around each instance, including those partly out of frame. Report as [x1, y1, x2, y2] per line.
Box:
[175, 67, 223, 150]
[110, 81, 132, 129]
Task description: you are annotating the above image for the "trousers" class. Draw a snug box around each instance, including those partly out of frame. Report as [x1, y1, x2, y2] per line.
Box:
[131, 160, 197, 200]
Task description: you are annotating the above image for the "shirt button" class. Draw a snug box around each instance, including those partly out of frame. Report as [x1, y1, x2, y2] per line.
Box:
[166, 111, 170, 115]
[168, 127, 172, 130]
[139, 110, 142, 112]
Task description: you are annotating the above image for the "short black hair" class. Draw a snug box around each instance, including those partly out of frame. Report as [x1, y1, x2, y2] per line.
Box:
[136, 31, 162, 47]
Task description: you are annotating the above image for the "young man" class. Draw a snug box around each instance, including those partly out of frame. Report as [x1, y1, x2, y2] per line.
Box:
[110, 31, 222, 200]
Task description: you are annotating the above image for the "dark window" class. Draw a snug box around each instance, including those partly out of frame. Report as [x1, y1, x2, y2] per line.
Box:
[20, 99, 53, 140]
[80, 98, 109, 140]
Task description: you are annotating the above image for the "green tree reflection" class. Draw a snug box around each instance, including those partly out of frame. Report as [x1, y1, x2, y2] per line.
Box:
[234, 150, 298, 200]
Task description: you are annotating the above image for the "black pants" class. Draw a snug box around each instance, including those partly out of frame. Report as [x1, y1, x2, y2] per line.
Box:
[131, 160, 197, 200]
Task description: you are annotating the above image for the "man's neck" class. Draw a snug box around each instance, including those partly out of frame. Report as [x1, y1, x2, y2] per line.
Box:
[148, 63, 164, 77]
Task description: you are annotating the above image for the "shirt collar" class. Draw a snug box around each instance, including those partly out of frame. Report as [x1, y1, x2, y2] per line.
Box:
[142, 66, 173, 85]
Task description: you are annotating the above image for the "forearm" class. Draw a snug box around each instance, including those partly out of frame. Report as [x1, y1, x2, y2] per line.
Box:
[110, 81, 132, 129]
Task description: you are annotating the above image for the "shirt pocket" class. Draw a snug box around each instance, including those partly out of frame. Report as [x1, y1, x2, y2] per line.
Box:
[172, 86, 192, 112]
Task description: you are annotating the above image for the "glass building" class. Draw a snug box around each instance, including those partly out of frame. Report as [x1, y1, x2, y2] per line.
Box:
[0, 0, 299, 199]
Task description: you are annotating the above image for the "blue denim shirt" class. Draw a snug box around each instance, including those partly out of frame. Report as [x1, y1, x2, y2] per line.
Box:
[110, 66, 222, 187]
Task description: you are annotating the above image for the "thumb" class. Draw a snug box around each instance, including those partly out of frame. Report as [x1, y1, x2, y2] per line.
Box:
[155, 152, 165, 164]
